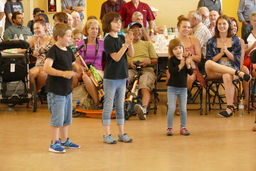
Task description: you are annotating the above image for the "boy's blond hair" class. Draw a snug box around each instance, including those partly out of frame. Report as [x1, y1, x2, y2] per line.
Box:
[168, 38, 184, 57]
[53, 23, 71, 41]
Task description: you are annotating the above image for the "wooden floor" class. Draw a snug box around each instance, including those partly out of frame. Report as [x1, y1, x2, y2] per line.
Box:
[0, 91, 256, 171]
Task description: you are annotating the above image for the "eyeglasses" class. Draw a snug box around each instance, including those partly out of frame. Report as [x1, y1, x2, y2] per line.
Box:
[129, 28, 142, 32]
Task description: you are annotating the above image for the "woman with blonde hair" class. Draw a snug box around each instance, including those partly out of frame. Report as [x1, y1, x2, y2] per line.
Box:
[72, 19, 104, 109]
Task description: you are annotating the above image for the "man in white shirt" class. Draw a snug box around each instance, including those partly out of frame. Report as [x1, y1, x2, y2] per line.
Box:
[187, 10, 212, 58]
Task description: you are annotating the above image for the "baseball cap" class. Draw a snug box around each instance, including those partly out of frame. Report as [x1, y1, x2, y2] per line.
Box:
[127, 22, 142, 30]
[33, 8, 44, 15]
[38, 13, 49, 22]
[150, 7, 159, 12]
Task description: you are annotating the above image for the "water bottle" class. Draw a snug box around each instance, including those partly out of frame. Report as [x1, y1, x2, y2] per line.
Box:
[168, 28, 172, 35]
[19, 34, 24, 40]
[163, 25, 168, 39]
[238, 100, 244, 116]
[13, 34, 18, 40]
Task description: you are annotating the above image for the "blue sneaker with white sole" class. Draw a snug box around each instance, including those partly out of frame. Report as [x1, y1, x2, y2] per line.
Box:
[60, 137, 80, 148]
[49, 140, 66, 153]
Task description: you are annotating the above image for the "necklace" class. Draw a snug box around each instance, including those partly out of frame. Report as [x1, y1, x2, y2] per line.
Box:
[219, 38, 228, 43]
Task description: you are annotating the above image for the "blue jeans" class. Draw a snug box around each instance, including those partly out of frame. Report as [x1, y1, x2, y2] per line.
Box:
[102, 79, 126, 125]
[47, 92, 72, 126]
[167, 86, 187, 128]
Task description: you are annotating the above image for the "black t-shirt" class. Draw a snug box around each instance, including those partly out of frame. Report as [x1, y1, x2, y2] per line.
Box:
[167, 56, 193, 88]
[45, 45, 76, 96]
[104, 34, 128, 79]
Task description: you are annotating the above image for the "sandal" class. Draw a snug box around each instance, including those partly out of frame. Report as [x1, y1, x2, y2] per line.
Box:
[218, 105, 234, 117]
[235, 70, 252, 82]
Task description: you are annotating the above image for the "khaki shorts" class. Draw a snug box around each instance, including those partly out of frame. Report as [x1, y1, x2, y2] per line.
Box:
[128, 69, 156, 91]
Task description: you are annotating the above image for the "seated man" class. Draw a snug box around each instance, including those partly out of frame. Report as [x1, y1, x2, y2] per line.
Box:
[124, 11, 150, 41]
[3, 12, 32, 40]
[127, 22, 158, 120]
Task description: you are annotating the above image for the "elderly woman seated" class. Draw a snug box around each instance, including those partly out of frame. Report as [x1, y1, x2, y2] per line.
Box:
[205, 15, 251, 118]
[72, 19, 104, 109]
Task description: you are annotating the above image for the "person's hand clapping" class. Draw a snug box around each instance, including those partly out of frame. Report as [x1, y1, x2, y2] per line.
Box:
[179, 57, 185, 70]
[125, 31, 134, 47]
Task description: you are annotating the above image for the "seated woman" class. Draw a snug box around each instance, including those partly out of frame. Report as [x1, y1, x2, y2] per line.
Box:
[171, 15, 202, 115]
[72, 19, 104, 108]
[28, 19, 54, 93]
[205, 15, 251, 118]
[230, 17, 254, 110]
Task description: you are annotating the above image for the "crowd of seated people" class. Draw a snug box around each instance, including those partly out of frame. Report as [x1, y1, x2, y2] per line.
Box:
[1, 0, 256, 131]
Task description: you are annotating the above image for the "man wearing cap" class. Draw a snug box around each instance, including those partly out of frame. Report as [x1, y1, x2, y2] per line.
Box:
[118, 0, 155, 36]
[3, 12, 32, 40]
[27, 8, 44, 34]
[127, 22, 158, 120]
[61, 0, 86, 21]
[100, 0, 126, 20]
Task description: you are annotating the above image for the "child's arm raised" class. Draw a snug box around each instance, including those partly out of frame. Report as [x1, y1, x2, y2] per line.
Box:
[44, 58, 76, 79]
[109, 31, 134, 62]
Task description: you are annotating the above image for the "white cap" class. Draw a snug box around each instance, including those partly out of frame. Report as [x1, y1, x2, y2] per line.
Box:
[150, 7, 159, 12]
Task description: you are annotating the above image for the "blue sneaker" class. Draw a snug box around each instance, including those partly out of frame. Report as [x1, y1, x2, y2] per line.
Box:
[103, 134, 117, 144]
[49, 140, 66, 153]
[60, 137, 80, 148]
[118, 133, 133, 143]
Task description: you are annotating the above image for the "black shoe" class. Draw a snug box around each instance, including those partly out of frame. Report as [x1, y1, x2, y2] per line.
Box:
[235, 70, 252, 82]
[218, 105, 234, 117]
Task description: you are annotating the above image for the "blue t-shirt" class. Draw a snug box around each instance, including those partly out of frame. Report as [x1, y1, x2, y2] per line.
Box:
[4, 1, 24, 29]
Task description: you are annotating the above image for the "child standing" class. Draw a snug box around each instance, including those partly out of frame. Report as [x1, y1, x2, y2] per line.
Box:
[44, 23, 80, 153]
[166, 38, 193, 136]
[101, 12, 134, 144]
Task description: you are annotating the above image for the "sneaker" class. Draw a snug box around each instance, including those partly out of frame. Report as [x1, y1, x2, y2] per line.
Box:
[60, 137, 80, 148]
[134, 104, 147, 120]
[180, 127, 190, 135]
[93, 103, 103, 110]
[49, 140, 66, 153]
[103, 134, 117, 144]
[118, 133, 133, 143]
[166, 127, 173, 136]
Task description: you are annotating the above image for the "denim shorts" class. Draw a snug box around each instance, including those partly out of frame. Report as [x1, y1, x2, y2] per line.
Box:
[47, 92, 72, 126]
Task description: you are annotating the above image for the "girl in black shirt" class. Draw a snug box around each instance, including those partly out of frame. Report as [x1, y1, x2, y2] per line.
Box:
[166, 38, 193, 136]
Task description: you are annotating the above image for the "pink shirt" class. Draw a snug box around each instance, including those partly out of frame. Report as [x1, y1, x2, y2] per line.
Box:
[118, 1, 155, 28]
